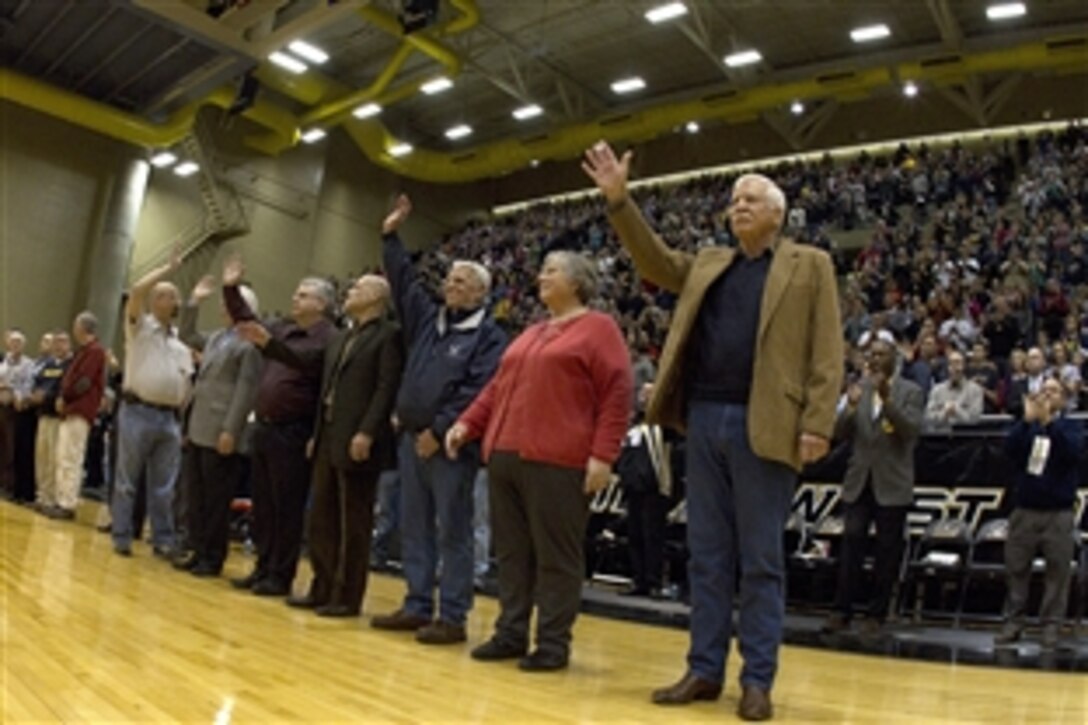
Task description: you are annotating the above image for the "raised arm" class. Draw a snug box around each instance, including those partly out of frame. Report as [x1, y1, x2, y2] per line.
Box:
[381, 194, 435, 344]
[583, 141, 692, 292]
[127, 243, 180, 324]
[179, 275, 217, 351]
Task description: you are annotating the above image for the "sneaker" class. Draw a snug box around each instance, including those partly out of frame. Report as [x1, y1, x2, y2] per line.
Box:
[821, 612, 850, 634]
[415, 621, 467, 645]
[994, 622, 1023, 646]
[1041, 624, 1060, 649]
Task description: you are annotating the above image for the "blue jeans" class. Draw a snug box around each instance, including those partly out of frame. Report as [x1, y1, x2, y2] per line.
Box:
[371, 469, 401, 561]
[685, 402, 796, 690]
[111, 402, 182, 549]
[398, 433, 477, 625]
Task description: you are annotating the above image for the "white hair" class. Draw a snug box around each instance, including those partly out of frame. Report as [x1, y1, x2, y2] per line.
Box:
[299, 277, 335, 310]
[451, 260, 492, 295]
[239, 284, 260, 316]
[6, 330, 25, 344]
[735, 173, 787, 215]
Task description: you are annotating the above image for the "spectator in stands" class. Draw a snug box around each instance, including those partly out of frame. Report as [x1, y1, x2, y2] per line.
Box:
[824, 339, 924, 635]
[226, 260, 336, 596]
[176, 275, 263, 577]
[51, 312, 107, 520]
[925, 351, 984, 427]
[447, 249, 632, 673]
[982, 296, 1024, 365]
[111, 254, 194, 557]
[0, 329, 35, 501]
[902, 333, 945, 397]
[1006, 346, 1049, 417]
[1050, 342, 1083, 410]
[371, 195, 506, 644]
[966, 341, 1002, 413]
[996, 376, 1083, 649]
[268, 275, 403, 618]
[33, 331, 71, 515]
[584, 143, 842, 721]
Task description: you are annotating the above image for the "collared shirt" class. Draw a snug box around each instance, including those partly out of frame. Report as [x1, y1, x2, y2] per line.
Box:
[924, 378, 984, 426]
[256, 317, 335, 422]
[0, 353, 36, 401]
[690, 248, 772, 403]
[124, 314, 194, 407]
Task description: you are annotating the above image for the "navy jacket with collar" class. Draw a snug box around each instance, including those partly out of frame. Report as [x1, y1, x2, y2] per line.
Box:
[382, 232, 507, 440]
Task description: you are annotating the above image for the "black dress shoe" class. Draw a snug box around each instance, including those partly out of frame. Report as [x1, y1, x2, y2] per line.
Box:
[518, 650, 569, 672]
[172, 550, 199, 571]
[113, 543, 133, 557]
[651, 672, 723, 705]
[190, 562, 222, 577]
[251, 578, 290, 596]
[471, 637, 528, 661]
[737, 685, 773, 721]
[231, 571, 263, 590]
[315, 604, 360, 618]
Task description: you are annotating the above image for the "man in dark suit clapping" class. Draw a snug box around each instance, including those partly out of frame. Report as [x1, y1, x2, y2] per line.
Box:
[824, 339, 924, 635]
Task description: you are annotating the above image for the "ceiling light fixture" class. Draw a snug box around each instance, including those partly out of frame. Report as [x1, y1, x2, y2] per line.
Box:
[445, 124, 473, 140]
[513, 104, 543, 120]
[903, 81, 919, 98]
[174, 161, 200, 177]
[421, 77, 453, 95]
[724, 49, 762, 68]
[268, 51, 307, 74]
[645, 2, 688, 24]
[389, 142, 414, 157]
[300, 128, 327, 144]
[685, 121, 700, 134]
[986, 3, 1027, 20]
[611, 76, 646, 94]
[288, 40, 329, 65]
[353, 103, 382, 119]
[790, 100, 804, 115]
[150, 152, 178, 168]
[850, 24, 891, 43]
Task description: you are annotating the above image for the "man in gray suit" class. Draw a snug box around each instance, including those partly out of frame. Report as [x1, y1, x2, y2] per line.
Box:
[824, 338, 924, 634]
[177, 273, 263, 577]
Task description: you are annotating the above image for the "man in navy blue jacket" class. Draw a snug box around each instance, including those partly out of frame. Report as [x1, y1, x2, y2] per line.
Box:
[371, 194, 507, 644]
[997, 376, 1084, 649]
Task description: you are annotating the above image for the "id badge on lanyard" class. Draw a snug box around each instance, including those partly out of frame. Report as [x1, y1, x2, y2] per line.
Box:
[1027, 436, 1050, 476]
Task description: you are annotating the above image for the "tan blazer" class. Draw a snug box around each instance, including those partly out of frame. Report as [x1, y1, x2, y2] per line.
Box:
[608, 201, 844, 472]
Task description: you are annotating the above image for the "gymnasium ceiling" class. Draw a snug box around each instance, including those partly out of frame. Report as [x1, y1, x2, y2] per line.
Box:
[2, 1, 1088, 181]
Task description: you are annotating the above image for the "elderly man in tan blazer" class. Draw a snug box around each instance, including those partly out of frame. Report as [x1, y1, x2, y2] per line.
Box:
[585, 143, 843, 722]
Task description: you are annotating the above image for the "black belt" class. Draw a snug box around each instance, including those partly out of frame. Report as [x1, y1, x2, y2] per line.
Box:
[122, 391, 178, 414]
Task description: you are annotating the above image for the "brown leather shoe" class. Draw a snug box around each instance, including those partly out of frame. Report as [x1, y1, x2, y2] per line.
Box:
[737, 685, 773, 721]
[651, 672, 723, 705]
[415, 620, 467, 645]
[370, 608, 431, 631]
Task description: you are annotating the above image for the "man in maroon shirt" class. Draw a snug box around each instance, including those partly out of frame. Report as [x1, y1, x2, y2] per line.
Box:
[51, 312, 107, 520]
[223, 257, 337, 597]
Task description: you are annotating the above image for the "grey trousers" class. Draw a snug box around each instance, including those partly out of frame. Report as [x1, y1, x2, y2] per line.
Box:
[1003, 507, 1075, 626]
[488, 452, 589, 658]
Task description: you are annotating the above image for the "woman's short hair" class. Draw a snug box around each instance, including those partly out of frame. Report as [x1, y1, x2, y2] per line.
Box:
[546, 250, 599, 304]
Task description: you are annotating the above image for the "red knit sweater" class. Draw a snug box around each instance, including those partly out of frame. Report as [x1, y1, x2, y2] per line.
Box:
[60, 340, 106, 425]
[459, 311, 633, 469]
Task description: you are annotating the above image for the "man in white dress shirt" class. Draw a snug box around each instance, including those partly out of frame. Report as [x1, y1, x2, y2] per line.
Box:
[111, 252, 194, 557]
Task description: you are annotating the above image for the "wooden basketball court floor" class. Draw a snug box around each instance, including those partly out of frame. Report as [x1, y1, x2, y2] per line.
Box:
[2, 501, 1085, 723]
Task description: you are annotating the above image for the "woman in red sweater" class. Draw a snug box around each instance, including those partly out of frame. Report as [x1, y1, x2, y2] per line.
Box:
[447, 250, 632, 671]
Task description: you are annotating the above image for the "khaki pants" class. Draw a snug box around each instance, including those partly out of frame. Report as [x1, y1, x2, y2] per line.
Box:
[56, 416, 91, 511]
[35, 416, 61, 507]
